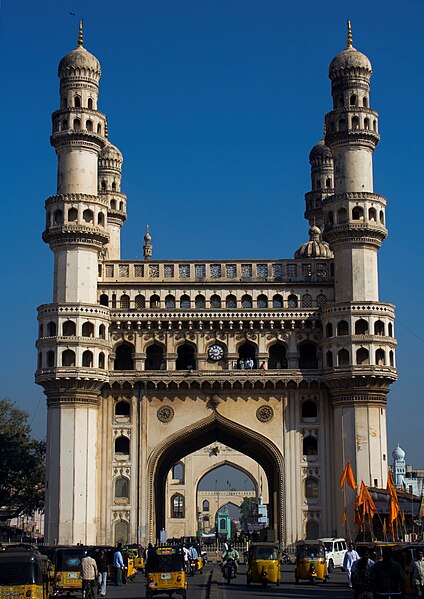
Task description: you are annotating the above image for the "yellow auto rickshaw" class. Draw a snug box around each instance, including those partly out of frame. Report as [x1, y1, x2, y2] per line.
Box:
[0, 550, 49, 599]
[145, 546, 187, 598]
[295, 540, 328, 584]
[246, 542, 281, 587]
[49, 546, 86, 595]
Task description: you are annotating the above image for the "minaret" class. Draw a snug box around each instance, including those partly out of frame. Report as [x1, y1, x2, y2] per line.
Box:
[36, 24, 111, 545]
[98, 130, 127, 260]
[323, 20, 386, 303]
[304, 133, 334, 232]
[143, 225, 152, 260]
[321, 22, 397, 534]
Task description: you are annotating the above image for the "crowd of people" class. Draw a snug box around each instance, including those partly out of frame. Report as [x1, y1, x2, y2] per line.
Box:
[345, 543, 424, 599]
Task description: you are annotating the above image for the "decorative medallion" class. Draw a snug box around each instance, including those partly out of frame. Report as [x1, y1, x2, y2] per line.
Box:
[157, 406, 174, 423]
[256, 405, 274, 423]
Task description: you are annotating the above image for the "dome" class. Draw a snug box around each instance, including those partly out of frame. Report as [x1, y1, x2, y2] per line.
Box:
[329, 46, 371, 78]
[329, 22, 371, 79]
[58, 46, 101, 79]
[392, 444, 405, 461]
[58, 24, 101, 80]
[309, 139, 332, 163]
[100, 142, 123, 164]
[294, 225, 334, 259]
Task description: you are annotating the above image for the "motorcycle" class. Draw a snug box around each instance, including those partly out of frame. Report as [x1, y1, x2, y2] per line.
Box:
[281, 551, 292, 565]
[189, 558, 196, 576]
[223, 558, 236, 584]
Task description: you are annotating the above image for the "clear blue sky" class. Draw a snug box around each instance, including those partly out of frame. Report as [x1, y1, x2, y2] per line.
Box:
[1, 0, 423, 466]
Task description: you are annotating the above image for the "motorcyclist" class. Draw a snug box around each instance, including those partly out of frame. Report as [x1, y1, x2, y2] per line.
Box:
[221, 543, 239, 576]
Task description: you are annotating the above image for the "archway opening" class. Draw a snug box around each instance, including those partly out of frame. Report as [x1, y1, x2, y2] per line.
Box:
[237, 342, 257, 369]
[151, 413, 283, 544]
[176, 343, 196, 370]
[145, 344, 164, 371]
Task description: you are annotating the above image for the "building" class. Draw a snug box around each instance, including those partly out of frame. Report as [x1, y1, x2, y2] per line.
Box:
[36, 21, 397, 547]
[392, 444, 423, 496]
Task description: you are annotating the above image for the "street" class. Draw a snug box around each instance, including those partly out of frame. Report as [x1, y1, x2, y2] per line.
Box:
[103, 563, 353, 598]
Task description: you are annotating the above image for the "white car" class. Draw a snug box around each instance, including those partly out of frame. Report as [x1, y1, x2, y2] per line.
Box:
[319, 537, 347, 572]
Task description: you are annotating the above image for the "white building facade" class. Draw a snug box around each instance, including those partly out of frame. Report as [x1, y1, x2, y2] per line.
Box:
[36, 23, 397, 547]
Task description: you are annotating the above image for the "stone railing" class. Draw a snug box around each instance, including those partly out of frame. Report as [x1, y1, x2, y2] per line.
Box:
[99, 259, 333, 284]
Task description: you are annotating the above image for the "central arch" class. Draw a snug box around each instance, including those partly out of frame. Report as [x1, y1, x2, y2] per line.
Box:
[148, 411, 285, 544]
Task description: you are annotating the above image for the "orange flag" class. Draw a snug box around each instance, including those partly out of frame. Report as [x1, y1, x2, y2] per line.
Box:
[387, 471, 399, 533]
[363, 484, 377, 520]
[382, 518, 387, 535]
[340, 462, 358, 490]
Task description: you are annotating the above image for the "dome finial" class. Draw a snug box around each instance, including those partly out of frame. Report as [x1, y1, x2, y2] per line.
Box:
[347, 19, 353, 48]
[105, 121, 108, 140]
[78, 19, 84, 48]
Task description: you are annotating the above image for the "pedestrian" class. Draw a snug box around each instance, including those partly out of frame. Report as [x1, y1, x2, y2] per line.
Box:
[351, 547, 374, 599]
[113, 543, 125, 586]
[259, 360, 266, 370]
[239, 359, 245, 370]
[81, 551, 98, 598]
[96, 549, 108, 597]
[412, 548, 424, 598]
[370, 546, 405, 598]
[343, 542, 360, 588]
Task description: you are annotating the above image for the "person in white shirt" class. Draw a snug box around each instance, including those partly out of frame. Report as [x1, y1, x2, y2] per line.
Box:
[343, 542, 360, 588]
[412, 548, 424, 598]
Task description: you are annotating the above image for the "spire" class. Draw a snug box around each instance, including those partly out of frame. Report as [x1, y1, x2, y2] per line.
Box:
[105, 121, 108, 140]
[143, 225, 152, 261]
[78, 20, 84, 48]
[347, 19, 353, 48]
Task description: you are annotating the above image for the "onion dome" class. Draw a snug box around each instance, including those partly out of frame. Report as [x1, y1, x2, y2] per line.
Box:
[99, 141, 123, 165]
[309, 138, 332, 164]
[294, 225, 334, 259]
[392, 444, 405, 461]
[58, 21, 101, 80]
[329, 20, 371, 79]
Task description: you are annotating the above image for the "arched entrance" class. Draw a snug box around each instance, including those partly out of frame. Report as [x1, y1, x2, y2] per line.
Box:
[148, 411, 284, 543]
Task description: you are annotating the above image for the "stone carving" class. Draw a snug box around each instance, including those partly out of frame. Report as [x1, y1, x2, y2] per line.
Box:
[157, 406, 174, 423]
[256, 405, 274, 422]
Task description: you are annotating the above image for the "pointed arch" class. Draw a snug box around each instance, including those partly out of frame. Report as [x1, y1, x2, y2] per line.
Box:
[147, 411, 285, 544]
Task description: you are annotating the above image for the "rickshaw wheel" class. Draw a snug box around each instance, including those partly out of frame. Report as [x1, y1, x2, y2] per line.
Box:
[261, 580, 268, 588]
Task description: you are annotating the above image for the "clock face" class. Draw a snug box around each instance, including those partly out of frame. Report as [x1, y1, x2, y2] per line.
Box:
[208, 344, 224, 361]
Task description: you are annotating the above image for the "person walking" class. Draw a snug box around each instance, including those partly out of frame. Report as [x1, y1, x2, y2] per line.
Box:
[96, 549, 108, 597]
[412, 548, 424, 598]
[81, 551, 98, 599]
[343, 542, 360, 588]
[350, 547, 374, 599]
[370, 547, 405, 598]
[113, 543, 125, 586]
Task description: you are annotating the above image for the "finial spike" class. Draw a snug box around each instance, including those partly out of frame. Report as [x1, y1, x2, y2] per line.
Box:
[78, 20, 83, 48]
[323, 122, 327, 136]
[347, 19, 353, 48]
[105, 121, 108, 139]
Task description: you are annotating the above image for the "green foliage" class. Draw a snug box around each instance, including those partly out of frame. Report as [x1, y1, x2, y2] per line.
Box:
[239, 496, 257, 529]
[0, 399, 45, 520]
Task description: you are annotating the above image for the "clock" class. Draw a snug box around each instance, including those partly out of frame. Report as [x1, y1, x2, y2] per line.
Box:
[208, 344, 224, 361]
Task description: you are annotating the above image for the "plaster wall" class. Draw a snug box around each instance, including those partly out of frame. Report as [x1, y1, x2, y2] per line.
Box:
[57, 148, 98, 195]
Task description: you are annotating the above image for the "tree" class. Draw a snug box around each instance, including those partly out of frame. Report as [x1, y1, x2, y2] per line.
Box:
[239, 496, 257, 530]
[0, 399, 45, 520]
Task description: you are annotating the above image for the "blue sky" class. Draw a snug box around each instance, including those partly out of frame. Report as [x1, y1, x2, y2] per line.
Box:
[1, 0, 423, 466]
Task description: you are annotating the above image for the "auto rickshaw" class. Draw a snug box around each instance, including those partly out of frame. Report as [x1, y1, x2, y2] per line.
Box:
[389, 542, 423, 596]
[295, 540, 328, 584]
[246, 542, 281, 587]
[0, 550, 49, 599]
[49, 546, 87, 595]
[145, 546, 187, 598]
